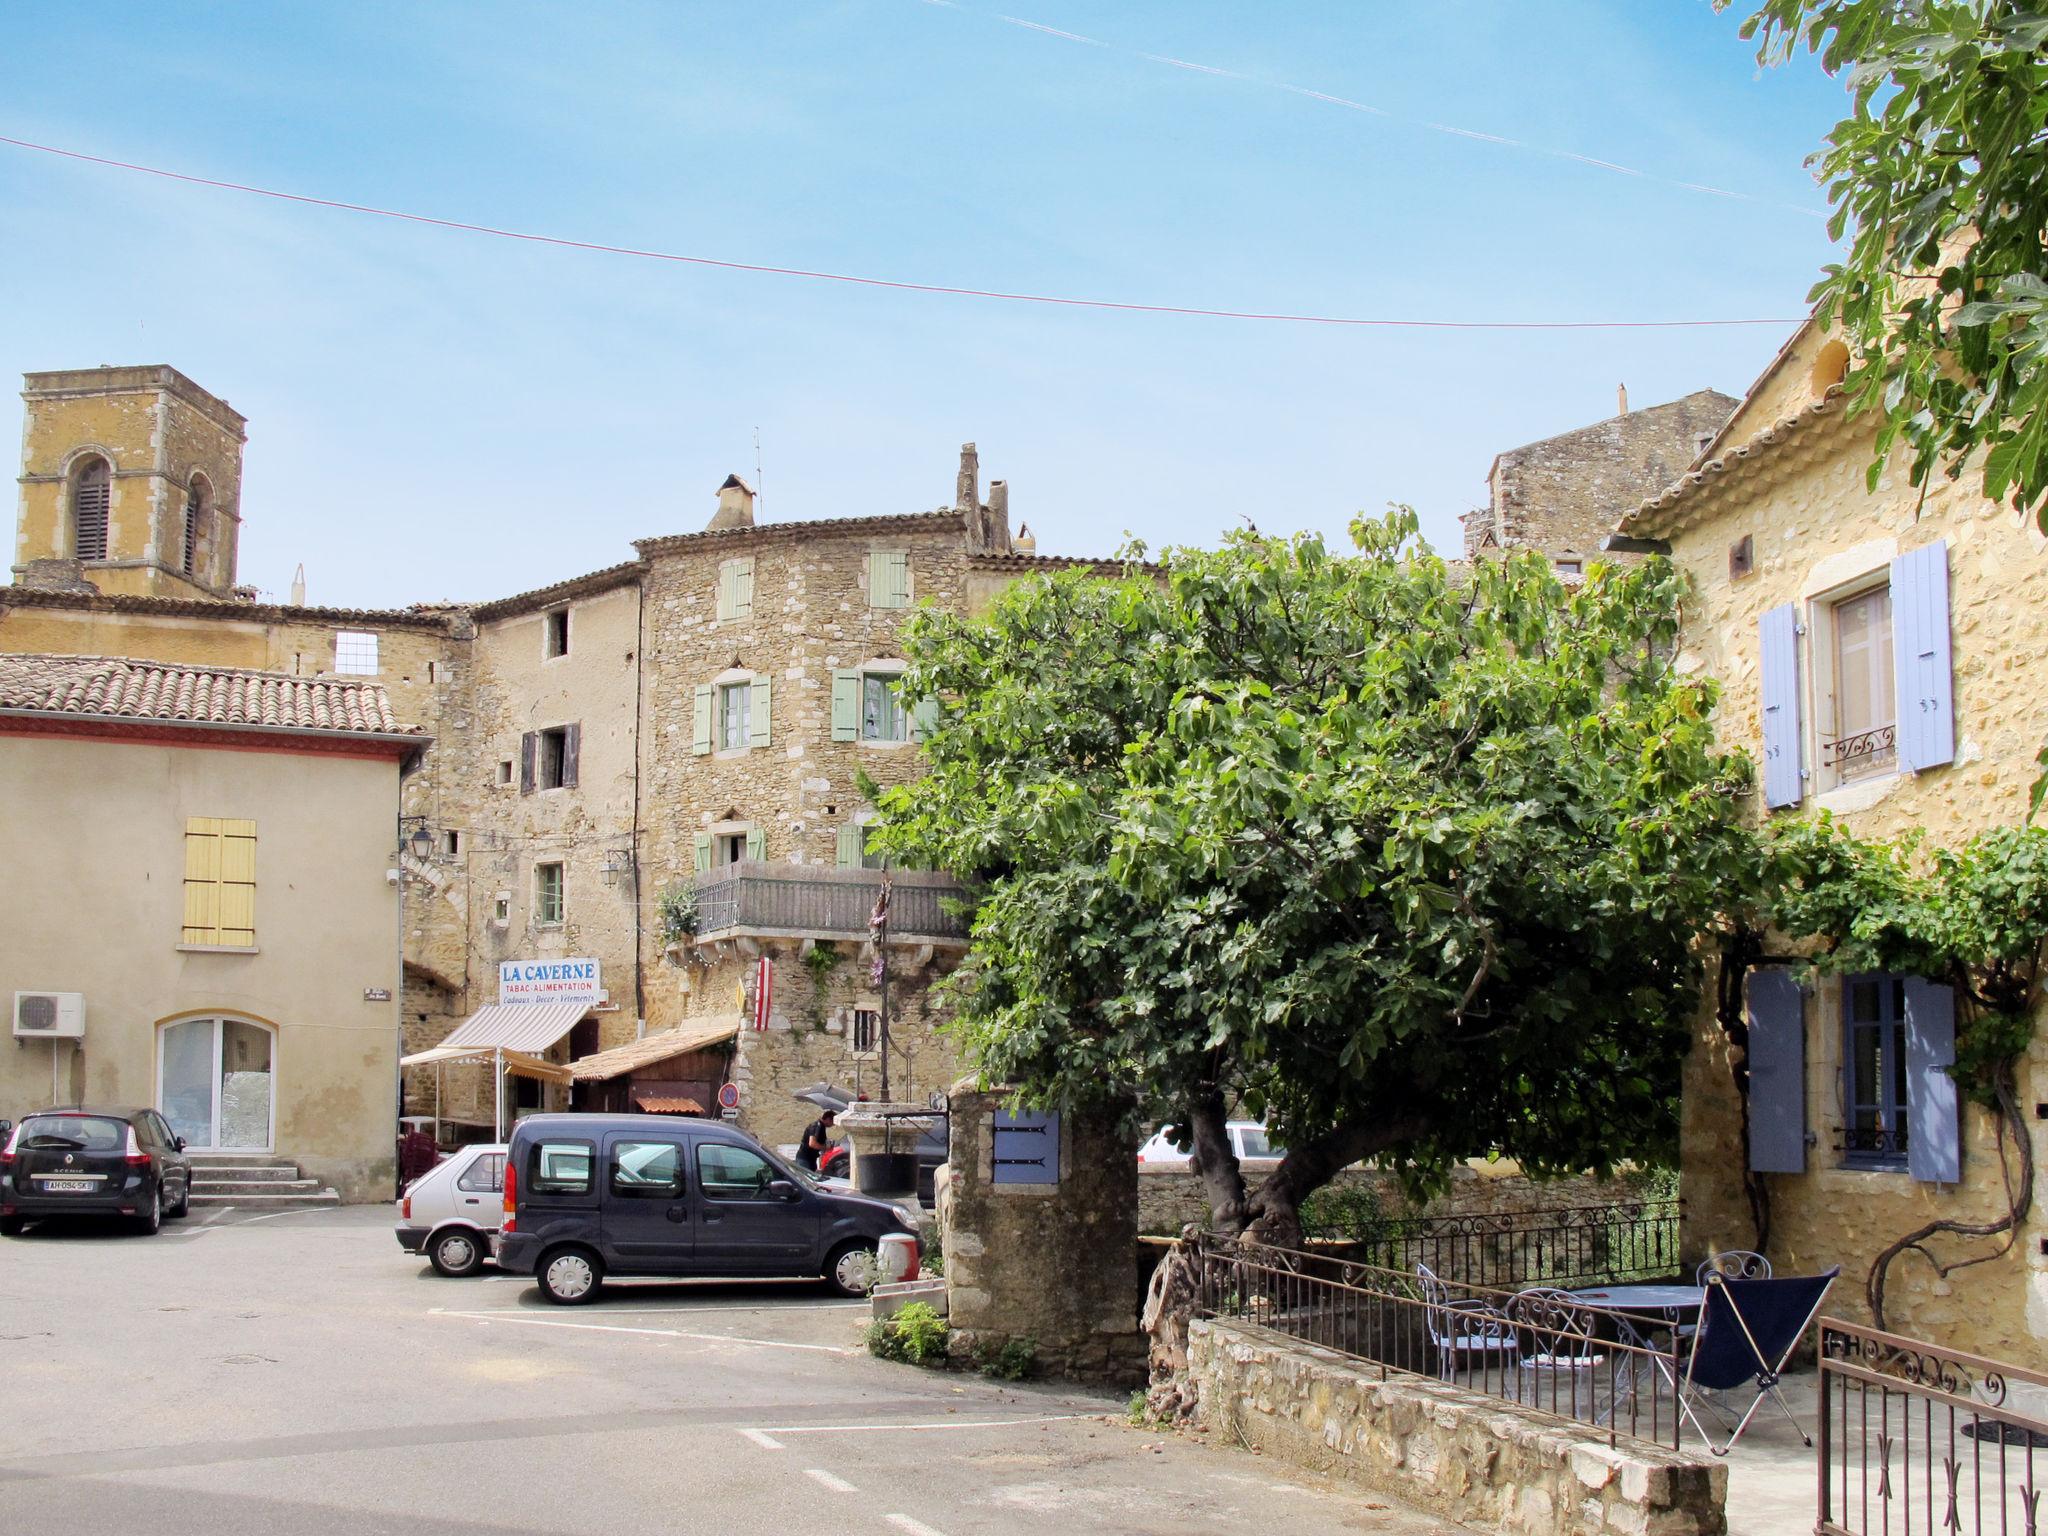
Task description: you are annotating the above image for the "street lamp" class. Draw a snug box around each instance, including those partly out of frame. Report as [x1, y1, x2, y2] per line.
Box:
[399, 817, 432, 862]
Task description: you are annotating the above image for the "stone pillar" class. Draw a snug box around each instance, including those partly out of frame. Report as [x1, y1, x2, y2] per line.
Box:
[939, 1080, 1145, 1385]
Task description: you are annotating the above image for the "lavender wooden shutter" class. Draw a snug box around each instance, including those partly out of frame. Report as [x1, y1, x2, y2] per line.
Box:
[1904, 977, 1961, 1183]
[1746, 969, 1806, 1174]
[1759, 604, 1804, 808]
[1890, 540, 1954, 771]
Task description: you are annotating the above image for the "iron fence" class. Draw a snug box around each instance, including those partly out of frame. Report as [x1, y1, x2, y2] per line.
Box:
[1310, 1199, 1685, 1291]
[692, 868, 970, 942]
[1818, 1318, 2048, 1536]
[1191, 1235, 1691, 1450]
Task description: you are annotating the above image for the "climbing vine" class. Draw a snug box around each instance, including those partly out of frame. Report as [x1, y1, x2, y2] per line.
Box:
[1753, 817, 2048, 1327]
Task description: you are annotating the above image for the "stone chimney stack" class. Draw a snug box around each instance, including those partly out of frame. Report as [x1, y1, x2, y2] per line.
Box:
[1616, 383, 1629, 417]
[1013, 521, 1036, 554]
[955, 443, 979, 514]
[708, 473, 756, 531]
[987, 479, 1012, 552]
[290, 563, 306, 607]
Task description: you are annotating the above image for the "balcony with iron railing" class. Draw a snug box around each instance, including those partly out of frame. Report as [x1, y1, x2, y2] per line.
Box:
[689, 863, 972, 947]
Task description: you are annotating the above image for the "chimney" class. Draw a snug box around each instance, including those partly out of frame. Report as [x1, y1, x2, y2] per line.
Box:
[289, 563, 306, 607]
[1616, 383, 1629, 417]
[1013, 521, 1036, 555]
[708, 473, 756, 531]
[987, 480, 1011, 552]
[955, 442, 979, 514]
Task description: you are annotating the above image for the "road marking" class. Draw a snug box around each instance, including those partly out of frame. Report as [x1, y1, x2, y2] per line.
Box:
[738, 1428, 785, 1450]
[173, 1206, 353, 1238]
[885, 1516, 948, 1536]
[758, 1415, 1097, 1434]
[431, 1309, 853, 1354]
[804, 1467, 857, 1492]
[440, 1301, 866, 1317]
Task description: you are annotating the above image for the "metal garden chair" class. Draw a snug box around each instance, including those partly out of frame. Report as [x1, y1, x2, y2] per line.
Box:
[1416, 1262, 1518, 1386]
[1696, 1250, 1772, 1284]
[1510, 1286, 1616, 1417]
[1677, 1267, 1839, 1455]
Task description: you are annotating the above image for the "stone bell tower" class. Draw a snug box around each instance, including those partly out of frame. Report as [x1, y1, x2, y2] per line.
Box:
[13, 365, 247, 599]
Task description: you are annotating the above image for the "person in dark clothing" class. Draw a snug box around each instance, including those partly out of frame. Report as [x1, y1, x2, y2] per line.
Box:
[797, 1109, 837, 1172]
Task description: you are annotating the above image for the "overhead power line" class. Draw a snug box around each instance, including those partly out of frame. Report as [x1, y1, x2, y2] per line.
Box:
[920, 0, 1828, 220]
[0, 134, 1801, 332]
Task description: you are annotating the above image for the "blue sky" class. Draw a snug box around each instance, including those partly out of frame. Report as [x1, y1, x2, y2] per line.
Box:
[0, 3, 1846, 608]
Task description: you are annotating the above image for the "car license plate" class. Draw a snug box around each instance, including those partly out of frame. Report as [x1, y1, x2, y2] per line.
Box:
[38, 1178, 96, 1193]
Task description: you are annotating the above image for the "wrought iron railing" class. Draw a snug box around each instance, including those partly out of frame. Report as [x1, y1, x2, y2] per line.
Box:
[1191, 1235, 1690, 1449]
[1306, 1199, 1685, 1291]
[1824, 724, 1898, 770]
[1819, 1319, 2048, 1536]
[691, 866, 970, 942]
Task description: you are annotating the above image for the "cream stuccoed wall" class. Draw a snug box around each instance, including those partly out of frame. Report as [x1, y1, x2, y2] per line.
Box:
[1662, 369, 2048, 1356]
[0, 732, 406, 1202]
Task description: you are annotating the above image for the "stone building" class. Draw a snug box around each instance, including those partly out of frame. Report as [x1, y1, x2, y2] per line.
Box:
[1614, 322, 2048, 1356]
[0, 653, 424, 1201]
[5, 365, 1115, 1176]
[1462, 386, 1737, 572]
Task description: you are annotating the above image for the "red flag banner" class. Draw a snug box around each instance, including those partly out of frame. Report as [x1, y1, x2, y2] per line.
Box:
[753, 956, 772, 1031]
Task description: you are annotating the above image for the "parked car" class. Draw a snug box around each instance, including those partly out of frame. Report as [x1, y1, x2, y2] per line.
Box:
[0, 1106, 192, 1235]
[494, 1113, 918, 1306]
[394, 1142, 505, 1277]
[1137, 1121, 1280, 1165]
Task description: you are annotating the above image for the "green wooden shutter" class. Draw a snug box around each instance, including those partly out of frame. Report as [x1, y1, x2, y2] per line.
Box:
[745, 826, 766, 863]
[832, 670, 861, 740]
[870, 551, 908, 609]
[911, 695, 939, 741]
[751, 674, 772, 749]
[693, 833, 713, 872]
[692, 683, 714, 755]
[836, 825, 862, 868]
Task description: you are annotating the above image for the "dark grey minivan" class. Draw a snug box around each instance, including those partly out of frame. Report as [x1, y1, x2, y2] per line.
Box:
[494, 1113, 918, 1305]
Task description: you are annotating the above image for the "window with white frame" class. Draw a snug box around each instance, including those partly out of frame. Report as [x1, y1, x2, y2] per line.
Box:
[719, 682, 752, 752]
[534, 862, 565, 926]
[861, 673, 906, 742]
[1820, 581, 1895, 783]
[716, 831, 748, 867]
[334, 630, 380, 676]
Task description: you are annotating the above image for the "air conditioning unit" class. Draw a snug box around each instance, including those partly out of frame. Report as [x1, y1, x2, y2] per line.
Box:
[13, 992, 85, 1041]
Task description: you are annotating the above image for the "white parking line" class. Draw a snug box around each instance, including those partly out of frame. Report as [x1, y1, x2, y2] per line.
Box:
[758, 1415, 1097, 1434]
[885, 1515, 948, 1536]
[430, 1309, 853, 1354]
[804, 1468, 858, 1492]
[738, 1428, 785, 1450]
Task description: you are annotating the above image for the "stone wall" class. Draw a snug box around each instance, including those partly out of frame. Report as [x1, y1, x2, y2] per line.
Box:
[1644, 322, 2048, 1355]
[942, 1085, 1147, 1385]
[1188, 1319, 1727, 1536]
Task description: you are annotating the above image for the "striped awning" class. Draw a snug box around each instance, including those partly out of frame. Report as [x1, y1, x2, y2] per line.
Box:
[431, 1002, 590, 1055]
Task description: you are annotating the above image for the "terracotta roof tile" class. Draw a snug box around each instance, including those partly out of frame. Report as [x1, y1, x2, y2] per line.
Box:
[1620, 387, 1848, 538]
[0, 653, 420, 737]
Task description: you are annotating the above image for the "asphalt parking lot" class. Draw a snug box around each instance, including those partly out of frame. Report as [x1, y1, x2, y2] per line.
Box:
[0, 1204, 1460, 1536]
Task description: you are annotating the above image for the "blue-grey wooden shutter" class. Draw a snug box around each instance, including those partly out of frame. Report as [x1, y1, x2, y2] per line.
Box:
[1759, 604, 1804, 809]
[831, 670, 861, 741]
[992, 1109, 1060, 1185]
[1747, 969, 1806, 1174]
[1890, 540, 1954, 772]
[750, 674, 772, 750]
[1904, 977, 1961, 1184]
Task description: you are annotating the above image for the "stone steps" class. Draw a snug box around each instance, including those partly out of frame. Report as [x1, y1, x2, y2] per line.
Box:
[188, 1189, 340, 1206]
[182, 1153, 338, 1207]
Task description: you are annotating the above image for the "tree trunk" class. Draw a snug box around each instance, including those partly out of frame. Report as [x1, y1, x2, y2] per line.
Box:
[1243, 1113, 1428, 1248]
[1186, 1088, 1247, 1233]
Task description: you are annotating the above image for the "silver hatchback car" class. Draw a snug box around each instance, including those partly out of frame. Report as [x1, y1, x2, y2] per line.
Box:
[395, 1143, 506, 1277]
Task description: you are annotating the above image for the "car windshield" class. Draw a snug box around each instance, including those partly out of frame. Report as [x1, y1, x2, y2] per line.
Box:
[19, 1115, 126, 1151]
[1236, 1127, 1276, 1159]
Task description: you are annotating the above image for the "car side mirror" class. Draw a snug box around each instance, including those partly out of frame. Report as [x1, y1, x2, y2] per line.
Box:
[174, 1136, 187, 1152]
[767, 1179, 799, 1202]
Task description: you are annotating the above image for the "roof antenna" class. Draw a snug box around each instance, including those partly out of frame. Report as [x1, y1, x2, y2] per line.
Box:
[754, 428, 764, 519]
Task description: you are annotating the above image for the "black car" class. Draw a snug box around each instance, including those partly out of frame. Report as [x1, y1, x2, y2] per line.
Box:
[494, 1113, 918, 1305]
[0, 1106, 193, 1236]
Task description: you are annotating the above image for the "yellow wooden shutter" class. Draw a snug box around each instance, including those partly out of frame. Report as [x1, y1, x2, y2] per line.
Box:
[183, 818, 222, 943]
[219, 819, 257, 945]
[182, 817, 256, 946]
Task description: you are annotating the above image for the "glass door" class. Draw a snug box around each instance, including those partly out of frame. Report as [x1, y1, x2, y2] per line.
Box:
[158, 1017, 274, 1151]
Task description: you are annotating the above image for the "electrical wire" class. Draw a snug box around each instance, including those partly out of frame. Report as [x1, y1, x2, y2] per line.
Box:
[0, 133, 1801, 332]
[919, 0, 1829, 220]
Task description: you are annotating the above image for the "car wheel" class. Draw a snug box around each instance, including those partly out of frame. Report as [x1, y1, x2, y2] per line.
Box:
[137, 1186, 163, 1236]
[537, 1246, 603, 1305]
[824, 1239, 880, 1298]
[429, 1227, 486, 1278]
[168, 1178, 190, 1218]
[0, 1217, 23, 1238]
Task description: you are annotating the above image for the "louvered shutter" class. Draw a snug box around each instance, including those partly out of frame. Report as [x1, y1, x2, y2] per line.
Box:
[1746, 969, 1806, 1174]
[911, 695, 939, 742]
[562, 724, 581, 789]
[692, 684, 714, 756]
[745, 826, 766, 863]
[837, 825, 862, 868]
[832, 670, 861, 741]
[735, 558, 753, 619]
[751, 674, 772, 749]
[870, 551, 908, 609]
[520, 732, 538, 795]
[73, 460, 110, 561]
[693, 833, 713, 872]
[1890, 540, 1954, 772]
[1904, 977, 1961, 1183]
[1759, 604, 1804, 809]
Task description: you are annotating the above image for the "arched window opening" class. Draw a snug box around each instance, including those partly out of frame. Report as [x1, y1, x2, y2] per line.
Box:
[1811, 339, 1851, 398]
[183, 476, 212, 578]
[72, 457, 111, 561]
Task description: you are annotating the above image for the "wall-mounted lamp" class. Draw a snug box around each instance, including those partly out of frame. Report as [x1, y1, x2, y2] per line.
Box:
[398, 815, 432, 862]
